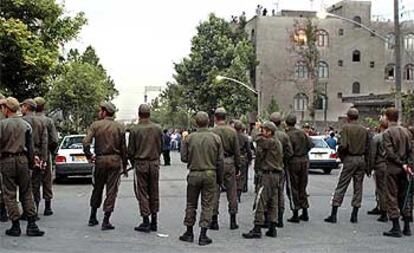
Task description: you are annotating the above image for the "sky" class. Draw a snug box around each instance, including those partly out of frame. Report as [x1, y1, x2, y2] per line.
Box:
[62, 0, 411, 121]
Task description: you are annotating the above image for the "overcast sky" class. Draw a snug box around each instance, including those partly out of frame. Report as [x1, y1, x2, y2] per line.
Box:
[63, 0, 411, 120]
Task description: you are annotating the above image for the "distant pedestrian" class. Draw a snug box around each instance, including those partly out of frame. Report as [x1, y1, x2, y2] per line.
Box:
[326, 132, 337, 150]
[162, 129, 171, 166]
[262, 8, 268, 16]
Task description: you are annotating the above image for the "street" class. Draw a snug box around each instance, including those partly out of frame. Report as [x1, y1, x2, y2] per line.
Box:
[0, 152, 413, 253]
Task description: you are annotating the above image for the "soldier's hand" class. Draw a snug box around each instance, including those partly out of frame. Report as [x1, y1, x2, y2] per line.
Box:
[122, 170, 129, 178]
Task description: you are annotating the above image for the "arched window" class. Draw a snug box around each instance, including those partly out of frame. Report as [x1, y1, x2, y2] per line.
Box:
[294, 93, 308, 112]
[316, 30, 329, 47]
[318, 61, 329, 78]
[404, 64, 414, 81]
[353, 16, 362, 27]
[352, 82, 360, 94]
[315, 94, 327, 110]
[405, 33, 414, 51]
[352, 50, 361, 62]
[385, 33, 395, 50]
[293, 29, 307, 46]
[295, 62, 308, 79]
[385, 64, 396, 80]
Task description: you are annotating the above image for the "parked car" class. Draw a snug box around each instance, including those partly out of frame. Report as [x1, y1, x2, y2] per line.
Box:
[54, 134, 93, 182]
[308, 136, 340, 174]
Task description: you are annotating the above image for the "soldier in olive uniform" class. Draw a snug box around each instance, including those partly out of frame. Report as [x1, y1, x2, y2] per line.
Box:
[0, 93, 8, 222]
[34, 97, 59, 216]
[21, 99, 48, 219]
[270, 112, 293, 228]
[0, 97, 44, 236]
[128, 104, 163, 233]
[242, 122, 283, 239]
[83, 102, 128, 230]
[179, 111, 224, 246]
[285, 114, 313, 223]
[382, 108, 414, 237]
[209, 108, 240, 230]
[368, 118, 388, 222]
[233, 120, 252, 203]
[324, 108, 369, 224]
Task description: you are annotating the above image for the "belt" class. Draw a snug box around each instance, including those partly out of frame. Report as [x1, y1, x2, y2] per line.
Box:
[1, 152, 26, 158]
[262, 170, 281, 174]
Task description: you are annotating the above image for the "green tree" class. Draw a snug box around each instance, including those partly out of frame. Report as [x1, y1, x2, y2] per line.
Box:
[47, 47, 118, 134]
[0, 0, 86, 99]
[172, 14, 257, 118]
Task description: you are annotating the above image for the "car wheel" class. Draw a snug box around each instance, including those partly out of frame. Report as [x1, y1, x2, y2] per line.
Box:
[323, 169, 332, 175]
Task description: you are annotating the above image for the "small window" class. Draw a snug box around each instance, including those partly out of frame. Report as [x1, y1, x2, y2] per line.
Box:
[404, 64, 414, 81]
[386, 33, 395, 50]
[318, 61, 329, 78]
[316, 30, 329, 47]
[338, 29, 344, 36]
[352, 50, 361, 62]
[338, 60, 343, 67]
[294, 93, 308, 112]
[405, 33, 414, 51]
[352, 82, 360, 94]
[337, 92, 343, 98]
[295, 62, 308, 79]
[370, 61, 375, 68]
[315, 95, 327, 110]
[385, 64, 396, 80]
[353, 16, 362, 27]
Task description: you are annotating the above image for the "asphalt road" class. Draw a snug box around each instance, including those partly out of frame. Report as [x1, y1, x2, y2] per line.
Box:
[0, 152, 413, 253]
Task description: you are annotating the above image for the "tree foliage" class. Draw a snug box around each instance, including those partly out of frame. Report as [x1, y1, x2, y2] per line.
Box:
[163, 14, 257, 120]
[0, 0, 86, 99]
[47, 47, 118, 134]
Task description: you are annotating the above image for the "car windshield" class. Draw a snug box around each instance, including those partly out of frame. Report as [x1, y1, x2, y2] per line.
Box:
[312, 138, 329, 149]
[61, 136, 85, 149]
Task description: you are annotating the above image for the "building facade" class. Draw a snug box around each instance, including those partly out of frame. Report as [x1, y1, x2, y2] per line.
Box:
[246, 0, 414, 124]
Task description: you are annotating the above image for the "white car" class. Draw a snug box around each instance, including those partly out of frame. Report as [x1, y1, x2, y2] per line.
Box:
[308, 136, 340, 174]
[54, 134, 93, 182]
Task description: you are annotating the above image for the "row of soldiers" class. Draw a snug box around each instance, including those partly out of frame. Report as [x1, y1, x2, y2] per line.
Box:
[0, 96, 59, 237]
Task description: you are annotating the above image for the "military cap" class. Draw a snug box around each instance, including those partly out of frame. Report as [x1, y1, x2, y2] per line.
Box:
[194, 111, 209, 127]
[138, 104, 151, 114]
[285, 114, 297, 125]
[233, 120, 243, 130]
[1, 97, 20, 112]
[214, 107, 227, 115]
[262, 121, 277, 133]
[347, 108, 359, 117]
[34, 97, 46, 106]
[100, 101, 117, 114]
[20, 98, 37, 109]
[270, 112, 282, 124]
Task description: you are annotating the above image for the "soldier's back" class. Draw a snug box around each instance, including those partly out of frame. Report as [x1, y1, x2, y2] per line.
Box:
[213, 125, 237, 154]
[129, 120, 162, 160]
[341, 123, 368, 155]
[286, 127, 312, 157]
[0, 117, 30, 154]
[186, 129, 221, 170]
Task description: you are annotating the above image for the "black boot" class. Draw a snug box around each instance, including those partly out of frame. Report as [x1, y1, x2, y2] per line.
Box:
[230, 214, 239, 230]
[299, 208, 309, 222]
[88, 207, 99, 226]
[199, 227, 212, 246]
[26, 216, 45, 236]
[287, 210, 300, 223]
[5, 220, 21, 237]
[350, 207, 359, 223]
[383, 218, 402, 237]
[150, 213, 157, 232]
[20, 212, 28, 221]
[242, 225, 262, 239]
[367, 207, 381, 215]
[134, 216, 151, 233]
[324, 206, 338, 223]
[101, 212, 115, 230]
[377, 211, 388, 223]
[44, 200, 53, 216]
[403, 217, 412, 236]
[0, 203, 8, 222]
[265, 222, 277, 238]
[179, 226, 194, 243]
[262, 212, 270, 228]
[276, 209, 284, 228]
[209, 215, 219, 230]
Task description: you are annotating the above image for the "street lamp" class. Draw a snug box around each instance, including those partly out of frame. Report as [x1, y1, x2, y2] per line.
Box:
[215, 75, 261, 117]
[317, 10, 404, 121]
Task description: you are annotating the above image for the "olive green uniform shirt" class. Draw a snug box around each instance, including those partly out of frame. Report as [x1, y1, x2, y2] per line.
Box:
[337, 122, 369, 158]
[212, 123, 240, 170]
[254, 136, 283, 172]
[23, 112, 48, 161]
[286, 127, 313, 157]
[36, 112, 59, 154]
[128, 118, 162, 161]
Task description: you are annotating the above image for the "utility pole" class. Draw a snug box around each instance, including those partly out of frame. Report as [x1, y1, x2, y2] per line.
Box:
[394, 0, 403, 122]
